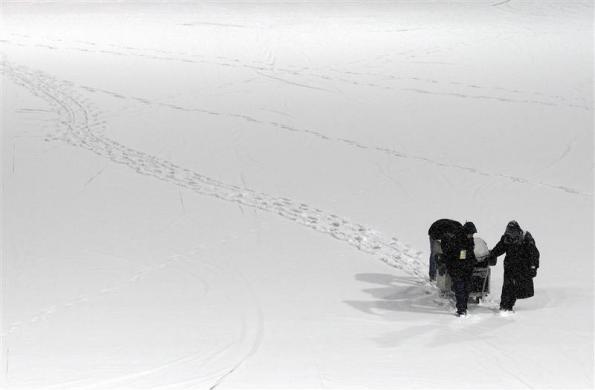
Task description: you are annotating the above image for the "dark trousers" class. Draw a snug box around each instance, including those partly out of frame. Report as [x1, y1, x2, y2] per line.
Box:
[429, 238, 441, 280]
[429, 254, 437, 280]
[452, 276, 472, 313]
[500, 277, 518, 310]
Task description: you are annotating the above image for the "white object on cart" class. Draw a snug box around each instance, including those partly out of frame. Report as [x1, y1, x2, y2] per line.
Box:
[474, 237, 490, 261]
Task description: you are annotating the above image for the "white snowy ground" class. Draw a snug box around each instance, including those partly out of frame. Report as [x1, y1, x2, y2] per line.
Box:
[0, 1, 593, 389]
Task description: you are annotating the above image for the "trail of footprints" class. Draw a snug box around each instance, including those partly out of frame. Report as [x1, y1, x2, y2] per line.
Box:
[1, 61, 428, 334]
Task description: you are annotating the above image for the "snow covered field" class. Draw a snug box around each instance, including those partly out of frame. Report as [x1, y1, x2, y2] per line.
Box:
[0, 1, 593, 388]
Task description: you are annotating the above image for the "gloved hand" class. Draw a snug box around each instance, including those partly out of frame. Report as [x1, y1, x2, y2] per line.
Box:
[488, 252, 497, 266]
[529, 266, 537, 278]
[476, 260, 488, 268]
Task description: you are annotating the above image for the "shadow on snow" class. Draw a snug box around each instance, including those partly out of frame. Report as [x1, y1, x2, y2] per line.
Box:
[343, 273, 521, 348]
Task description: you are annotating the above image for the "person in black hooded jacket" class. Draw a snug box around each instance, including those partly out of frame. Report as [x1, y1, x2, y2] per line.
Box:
[427, 219, 462, 281]
[489, 221, 540, 312]
[442, 221, 477, 316]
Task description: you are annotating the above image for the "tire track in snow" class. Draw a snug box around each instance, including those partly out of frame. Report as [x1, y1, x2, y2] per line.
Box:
[4, 238, 263, 390]
[72, 255, 264, 390]
[155, 257, 264, 390]
[3, 245, 206, 337]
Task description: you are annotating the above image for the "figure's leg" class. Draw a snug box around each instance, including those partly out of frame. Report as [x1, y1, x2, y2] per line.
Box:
[508, 288, 518, 310]
[452, 278, 467, 314]
[429, 237, 437, 281]
[459, 274, 473, 309]
[429, 255, 437, 281]
[463, 275, 472, 307]
[500, 277, 515, 310]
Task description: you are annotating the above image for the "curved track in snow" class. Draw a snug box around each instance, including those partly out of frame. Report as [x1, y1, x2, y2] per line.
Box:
[1, 60, 430, 388]
[3, 236, 264, 389]
[0, 36, 591, 197]
[1, 61, 427, 281]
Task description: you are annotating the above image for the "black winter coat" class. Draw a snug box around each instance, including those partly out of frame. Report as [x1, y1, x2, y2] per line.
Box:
[441, 230, 476, 280]
[428, 219, 462, 240]
[491, 232, 540, 299]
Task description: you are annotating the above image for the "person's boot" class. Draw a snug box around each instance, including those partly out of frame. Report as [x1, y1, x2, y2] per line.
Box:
[499, 306, 515, 316]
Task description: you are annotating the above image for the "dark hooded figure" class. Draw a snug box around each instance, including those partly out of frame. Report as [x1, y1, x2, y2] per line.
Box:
[442, 221, 478, 316]
[489, 221, 540, 312]
[427, 219, 462, 281]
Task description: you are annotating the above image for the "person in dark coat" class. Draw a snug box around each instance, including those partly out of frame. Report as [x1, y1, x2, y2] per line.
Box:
[427, 219, 462, 281]
[442, 221, 478, 316]
[489, 221, 540, 312]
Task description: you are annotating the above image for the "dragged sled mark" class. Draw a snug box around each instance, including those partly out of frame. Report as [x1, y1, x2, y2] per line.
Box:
[0, 61, 428, 285]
